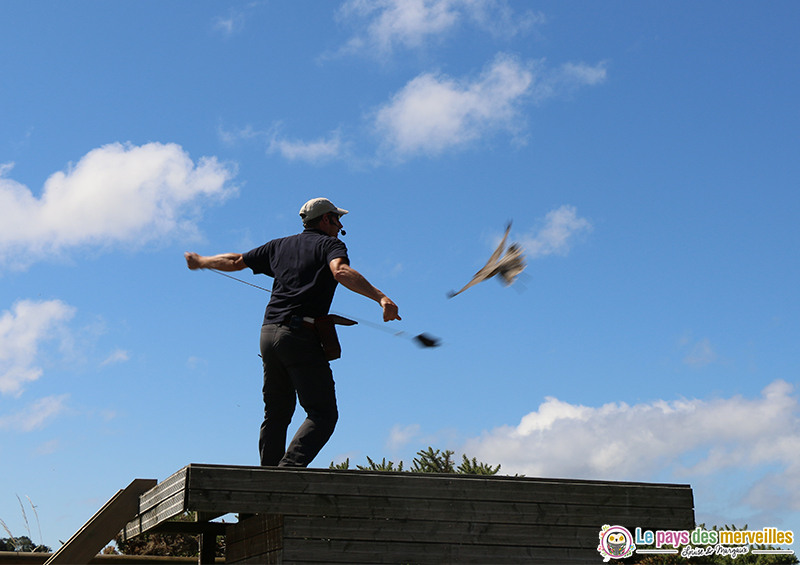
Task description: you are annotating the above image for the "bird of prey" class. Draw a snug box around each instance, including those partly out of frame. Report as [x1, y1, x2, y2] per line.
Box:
[447, 222, 527, 298]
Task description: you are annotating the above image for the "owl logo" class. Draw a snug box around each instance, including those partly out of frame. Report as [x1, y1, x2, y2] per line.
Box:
[598, 525, 635, 561]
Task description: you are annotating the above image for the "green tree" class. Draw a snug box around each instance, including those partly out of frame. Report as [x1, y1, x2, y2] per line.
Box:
[330, 446, 501, 476]
[114, 512, 224, 557]
[0, 536, 50, 552]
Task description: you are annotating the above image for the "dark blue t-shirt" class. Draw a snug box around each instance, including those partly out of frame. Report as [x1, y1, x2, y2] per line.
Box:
[242, 228, 349, 325]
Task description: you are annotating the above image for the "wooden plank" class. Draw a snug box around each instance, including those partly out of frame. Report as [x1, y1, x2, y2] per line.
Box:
[185, 464, 693, 509]
[187, 462, 691, 490]
[181, 465, 693, 530]
[124, 467, 189, 538]
[139, 467, 188, 511]
[281, 538, 597, 564]
[186, 488, 695, 529]
[282, 515, 601, 549]
[44, 478, 157, 565]
[123, 489, 185, 538]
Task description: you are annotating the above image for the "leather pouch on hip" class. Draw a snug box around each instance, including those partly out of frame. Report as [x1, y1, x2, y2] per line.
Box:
[314, 315, 342, 361]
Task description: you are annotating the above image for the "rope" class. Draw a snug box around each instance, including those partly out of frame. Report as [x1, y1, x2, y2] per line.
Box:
[210, 269, 272, 293]
[206, 269, 440, 348]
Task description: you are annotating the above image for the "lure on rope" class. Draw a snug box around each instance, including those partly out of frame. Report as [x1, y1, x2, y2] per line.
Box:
[329, 310, 441, 349]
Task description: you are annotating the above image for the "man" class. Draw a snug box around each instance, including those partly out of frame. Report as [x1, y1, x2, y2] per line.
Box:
[185, 198, 400, 467]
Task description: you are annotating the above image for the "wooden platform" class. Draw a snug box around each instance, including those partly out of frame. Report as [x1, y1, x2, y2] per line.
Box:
[121, 463, 695, 564]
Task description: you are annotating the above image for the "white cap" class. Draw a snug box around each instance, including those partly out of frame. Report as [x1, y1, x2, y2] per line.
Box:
[299, 198, 349, 224]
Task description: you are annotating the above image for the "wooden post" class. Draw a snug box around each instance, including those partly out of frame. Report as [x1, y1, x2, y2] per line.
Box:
[198, 532, 216, 565]
[196, 511, 220, 565]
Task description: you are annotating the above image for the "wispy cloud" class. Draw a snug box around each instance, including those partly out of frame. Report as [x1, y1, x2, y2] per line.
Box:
[683, 337, 718, 367]
[268, 130, 345, 164]
[214, 15, 240, 36]
[333, 0, 543, 59]
[218, 123, 262, 145]
[101, 348, 130, 367]
[0, 142, 237, 269]
[212, 1, 267, 37]
[187, 356, 209, 370]
[678, 333, 719, 368]
[0, 394, 70, 431]
[0, 300, 76, 396]
[520, 205, 592, 259]
[386, 423, 421, 451]
[462, 380, 800, 517]
[219, 122, 346, 165]
[212, 2, 263, 38]
[213, 12, 244, 37]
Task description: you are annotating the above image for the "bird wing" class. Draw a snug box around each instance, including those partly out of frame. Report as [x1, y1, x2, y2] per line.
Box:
[484, 222, 511, 270]
[447, 272, 488, 298]
[447, 222, 512, 298]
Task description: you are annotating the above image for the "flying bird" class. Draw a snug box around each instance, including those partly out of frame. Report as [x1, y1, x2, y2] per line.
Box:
[447, 222, 527, 298]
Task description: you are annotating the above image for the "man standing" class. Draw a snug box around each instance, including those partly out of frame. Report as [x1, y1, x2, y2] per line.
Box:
[185, 198, 400, 467]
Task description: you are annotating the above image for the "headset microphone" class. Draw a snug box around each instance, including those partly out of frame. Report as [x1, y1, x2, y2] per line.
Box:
[340, 229, 346, 236]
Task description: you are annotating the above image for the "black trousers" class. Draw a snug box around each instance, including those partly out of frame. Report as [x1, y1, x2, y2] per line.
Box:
[258, 323, 338, 467]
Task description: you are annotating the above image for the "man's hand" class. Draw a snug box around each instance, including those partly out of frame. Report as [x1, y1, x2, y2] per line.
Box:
[185, 252, 204, 270]
[380, 296, 401, 322]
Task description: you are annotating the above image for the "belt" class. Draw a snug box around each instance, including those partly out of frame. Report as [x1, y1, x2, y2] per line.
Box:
[288, 315, 316, 330]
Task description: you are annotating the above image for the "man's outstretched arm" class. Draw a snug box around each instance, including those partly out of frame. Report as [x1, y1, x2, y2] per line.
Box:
[185, 252, 247, 272]
[329, 257, 401, 322]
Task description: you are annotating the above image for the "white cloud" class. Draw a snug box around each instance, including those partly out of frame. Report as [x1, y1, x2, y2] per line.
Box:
[334, 0, 543, 58]
[462, 380, 800, 514]
[0, 300, 76, 396]
[374, 53, 534, 158]
[0, 142, 237, 269]
[338, 0, 459, 55]
[520, 205, 592, 258]
[373, 54, 606, 160]
[0, 394, 69, 431]
[101, 348, 130, 367]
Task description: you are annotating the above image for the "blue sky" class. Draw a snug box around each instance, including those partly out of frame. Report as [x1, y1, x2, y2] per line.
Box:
[1, 0, 798, 552]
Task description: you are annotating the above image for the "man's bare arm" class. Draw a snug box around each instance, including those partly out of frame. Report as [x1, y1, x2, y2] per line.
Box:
[329, 257, 401, 322]
[185, 252, 247, 272]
